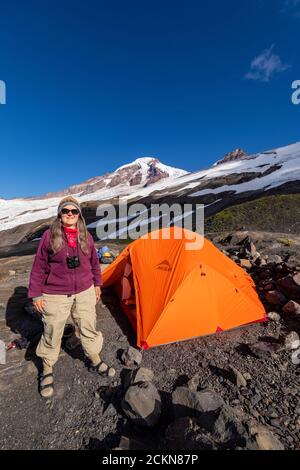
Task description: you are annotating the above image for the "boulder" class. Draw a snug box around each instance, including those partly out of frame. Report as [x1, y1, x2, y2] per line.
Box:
[284, 332, 300, 351]
[163, 417, 215, 450]
[212, 405, 250, 448]
[121, 346, 142, 367]
[172, 387, 224, 430]
[253, 426, 284, 450]
[264, 290, 287, 306]
[260, 281, 275, 291]
[122, 381, 161, 427]
[277, 276, 300, 301]
[124, 367, 154, 389]
[286, 255, 300, 269]
[267, 312, 281, 322]
[267, 255, 283, 264]
[293, 273, 300, 287]
[248, 341, 281, 358]
[258, 269, 272, 281]
[187, 374, 201, 391]
[282, 300, 300, 316]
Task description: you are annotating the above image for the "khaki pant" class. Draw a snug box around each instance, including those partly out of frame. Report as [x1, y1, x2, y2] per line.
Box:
[36, 285, 103, 367]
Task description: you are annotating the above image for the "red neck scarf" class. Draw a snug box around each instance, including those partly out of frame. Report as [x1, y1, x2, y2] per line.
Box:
[64, 226, 78, 247]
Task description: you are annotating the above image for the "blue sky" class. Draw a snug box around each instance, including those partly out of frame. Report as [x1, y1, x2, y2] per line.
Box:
[0, 0, 299, 198]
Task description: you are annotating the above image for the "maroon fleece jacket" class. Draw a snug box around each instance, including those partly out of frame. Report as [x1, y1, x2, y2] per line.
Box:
[28, 229, 102, 298]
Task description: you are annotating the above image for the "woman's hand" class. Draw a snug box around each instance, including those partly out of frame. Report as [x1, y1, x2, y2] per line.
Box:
[95, 286, 101, 304]
[33, 298, 46, 314]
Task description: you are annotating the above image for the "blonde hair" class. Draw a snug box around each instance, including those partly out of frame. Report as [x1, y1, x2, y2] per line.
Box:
[50, 196, 90, 255]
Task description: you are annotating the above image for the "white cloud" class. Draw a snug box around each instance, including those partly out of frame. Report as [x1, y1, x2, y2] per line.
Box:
[245, 45, 289, 83]
[282, 0, 300, 17]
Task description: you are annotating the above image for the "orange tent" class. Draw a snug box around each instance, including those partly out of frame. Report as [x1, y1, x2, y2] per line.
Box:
[102, 227, 267, 350]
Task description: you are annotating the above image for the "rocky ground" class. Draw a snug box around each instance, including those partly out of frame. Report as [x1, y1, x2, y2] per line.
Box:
[0, 231, 300, 450]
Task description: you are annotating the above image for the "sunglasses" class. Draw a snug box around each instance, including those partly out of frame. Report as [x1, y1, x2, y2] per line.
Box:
[61, 208, 80, 215]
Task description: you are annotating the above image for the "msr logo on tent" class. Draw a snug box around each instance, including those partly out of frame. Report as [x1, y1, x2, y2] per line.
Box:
[156, 260, 172, 271]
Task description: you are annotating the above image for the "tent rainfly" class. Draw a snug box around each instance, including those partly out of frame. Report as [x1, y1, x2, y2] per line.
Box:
[102, 227, 267, 349]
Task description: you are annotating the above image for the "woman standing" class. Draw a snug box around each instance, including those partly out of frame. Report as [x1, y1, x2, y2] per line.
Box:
[28, 196, 115, 398]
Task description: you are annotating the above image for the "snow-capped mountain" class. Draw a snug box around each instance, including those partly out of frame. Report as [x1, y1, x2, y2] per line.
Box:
[0, 157, 188, 233]
[122, 142, 300, 205]
[25, 157, 188, 201]
[0, 142, 299, 249]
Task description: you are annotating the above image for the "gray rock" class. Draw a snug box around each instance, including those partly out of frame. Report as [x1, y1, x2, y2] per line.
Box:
[102, 403, 118, 418]
[254, 426, 284, 450]
[122, 381, 161, 427]
[277, 276, 300, 301]
[252, 251, 261, 262]
[264, 290, 287, 306]
[124, 367, 154, 389]
[284, 331, 300, 351]
[266, 406, 279, 419]
[228, 365, 247, 388]
[240, 259, 252, 269]
[243, 372, 252, 381]
[240, 238, 257, 258]
[282, 300, 300, 316]
[267, 254, 283, 264]
[248, 341, 281, 358]
[258, 258, 267, 266]
[121, 346, 142, 367]
[286, 255, 300, 269]
[172, 387, 224, 430]
[293, 273, 300, 287]
[187, 374, 201, 391]
[163, 417, 215, 450]
[212, 405, 250, 447]
[267, 311, 281, 322]
[250, 394, 262, 406]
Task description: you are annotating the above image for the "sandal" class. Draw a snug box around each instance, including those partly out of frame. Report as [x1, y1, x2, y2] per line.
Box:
[89, 360, 116, 378]
[39, 372, 54, 398]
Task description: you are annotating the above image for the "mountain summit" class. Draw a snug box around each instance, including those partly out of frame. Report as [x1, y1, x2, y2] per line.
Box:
[31, 156, 188, 201]
[214, 148, 248, 166]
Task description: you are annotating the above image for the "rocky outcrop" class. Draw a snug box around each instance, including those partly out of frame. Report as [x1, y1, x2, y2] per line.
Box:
[215, 148, 248, 166]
